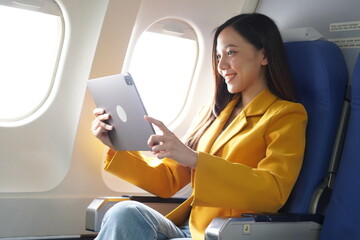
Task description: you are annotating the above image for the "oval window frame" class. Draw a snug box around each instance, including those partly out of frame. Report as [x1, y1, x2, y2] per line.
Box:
[0, 0, 64, 123]
[126, 18, 199, 126]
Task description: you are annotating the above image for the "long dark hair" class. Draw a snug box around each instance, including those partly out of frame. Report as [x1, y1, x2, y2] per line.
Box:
[186, 13, 296, 150]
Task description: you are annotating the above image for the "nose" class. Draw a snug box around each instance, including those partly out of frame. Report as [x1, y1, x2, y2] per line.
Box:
[217, 55, 229, 72]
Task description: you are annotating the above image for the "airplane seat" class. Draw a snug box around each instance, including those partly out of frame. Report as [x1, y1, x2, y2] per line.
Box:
[280, 40, 348, 214]
[205, 30, 348, 240]
[318, 53, 360, 240]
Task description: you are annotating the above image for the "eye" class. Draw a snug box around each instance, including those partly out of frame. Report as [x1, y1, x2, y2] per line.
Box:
[227, 50, 236, 56]
[216, 54, 221, 60]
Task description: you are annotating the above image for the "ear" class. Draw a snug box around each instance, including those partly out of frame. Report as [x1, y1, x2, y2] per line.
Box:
[259, 48, 268, 66]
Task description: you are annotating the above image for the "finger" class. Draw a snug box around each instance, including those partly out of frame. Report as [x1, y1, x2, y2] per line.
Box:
[151, 142, 166, 153]
[99, 120, 113, 131]
[92, 119, 113, 131]
[92, 125, 107, 137]
[155, 152, 167, 160]
[94, 113, 113, 130]
[97, 113, 110, 121]
[93, 108, 105, 117]
[144, 116, 172, 135]
[92, 120, 107, 135]
[147, 134, 165, 147]
[91, 119, 100, 131]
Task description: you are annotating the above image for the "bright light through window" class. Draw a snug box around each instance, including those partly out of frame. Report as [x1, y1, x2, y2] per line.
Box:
[128, 20, 198, 125]
[0, 4, 63, 121]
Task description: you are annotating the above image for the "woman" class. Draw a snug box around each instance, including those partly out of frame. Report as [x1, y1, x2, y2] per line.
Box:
[91, 13, 307, 240]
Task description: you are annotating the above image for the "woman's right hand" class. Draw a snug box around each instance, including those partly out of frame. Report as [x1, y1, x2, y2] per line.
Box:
[91, 108, 115, 149]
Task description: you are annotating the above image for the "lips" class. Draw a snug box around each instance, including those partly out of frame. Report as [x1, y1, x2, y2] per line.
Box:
[224, 73, 237, 83]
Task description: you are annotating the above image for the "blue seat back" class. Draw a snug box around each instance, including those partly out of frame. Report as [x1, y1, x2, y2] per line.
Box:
[320, 53, 360, 239]
[281, 40, 348, 213]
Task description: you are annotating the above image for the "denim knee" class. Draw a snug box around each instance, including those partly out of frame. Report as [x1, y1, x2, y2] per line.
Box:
[99, 201, 156, 239]
[103, 200, 145, 225]
[98, 200, 190, 240]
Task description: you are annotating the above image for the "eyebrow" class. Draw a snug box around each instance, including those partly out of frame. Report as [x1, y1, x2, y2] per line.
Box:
[216, 44, 239, 52]
[224, 44, 238, 48]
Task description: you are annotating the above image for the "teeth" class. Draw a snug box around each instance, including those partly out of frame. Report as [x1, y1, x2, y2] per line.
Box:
[224, 73, 236, 80]
[225, 73, 236, 77]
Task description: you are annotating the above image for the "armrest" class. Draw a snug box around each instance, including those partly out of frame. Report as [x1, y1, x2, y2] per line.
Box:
[205, 213, 323, 240]
[85, 195, 186, 232]
[241, 213, 324, 224]
[86, 196, 130, 232]
[126, 195, 186, 204]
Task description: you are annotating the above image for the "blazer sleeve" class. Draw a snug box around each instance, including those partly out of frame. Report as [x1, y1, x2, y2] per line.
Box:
[192, 103, 307, 213]
[104, 150, 191, 198]
[103, 104, 211, 198]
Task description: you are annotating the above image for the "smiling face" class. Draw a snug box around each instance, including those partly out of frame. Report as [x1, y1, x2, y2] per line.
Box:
[216, 26, 268, 95]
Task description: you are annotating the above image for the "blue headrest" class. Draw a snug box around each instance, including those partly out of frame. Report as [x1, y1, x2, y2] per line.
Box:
[281, 40, 348, 213]
[320, 53, 360, 239]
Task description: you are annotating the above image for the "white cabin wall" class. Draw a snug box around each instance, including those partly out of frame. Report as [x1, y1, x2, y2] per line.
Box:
[73, 0, 147, 197]
[89, 0, 143, 78]
[0, 0, 260, 238]
[0, 0, 111, 237]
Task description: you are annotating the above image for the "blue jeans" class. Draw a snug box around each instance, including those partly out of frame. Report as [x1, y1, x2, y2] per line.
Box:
[95, 200, 192, 240]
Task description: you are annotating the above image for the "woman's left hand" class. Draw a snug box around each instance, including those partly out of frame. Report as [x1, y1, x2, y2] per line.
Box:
[145, 115, 198, 169]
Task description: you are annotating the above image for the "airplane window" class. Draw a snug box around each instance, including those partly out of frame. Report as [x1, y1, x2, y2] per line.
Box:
[0, 1, 63, 122]
[128, 19, 198, 125]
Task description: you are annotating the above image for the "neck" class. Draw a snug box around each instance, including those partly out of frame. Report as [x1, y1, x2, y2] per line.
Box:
[241, 81, 267, 108]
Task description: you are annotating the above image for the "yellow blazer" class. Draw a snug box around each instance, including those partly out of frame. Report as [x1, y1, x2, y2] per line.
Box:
[104, 88, 307, 240]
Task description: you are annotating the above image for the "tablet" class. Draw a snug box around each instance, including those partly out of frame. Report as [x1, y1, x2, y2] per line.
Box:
[87, 73, 155, 151]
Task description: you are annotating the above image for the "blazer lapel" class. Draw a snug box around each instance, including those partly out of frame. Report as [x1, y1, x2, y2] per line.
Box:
[209, 89, 278, 155]
[196, 98, 239, 153]
[210, 112, 248, 155]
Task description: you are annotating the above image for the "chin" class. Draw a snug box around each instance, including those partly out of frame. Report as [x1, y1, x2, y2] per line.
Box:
[227, 85, 240, 94]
